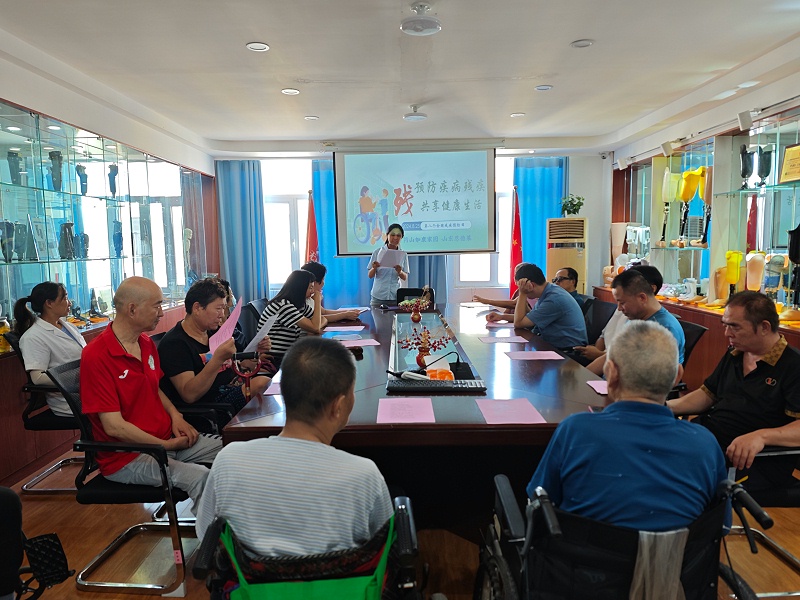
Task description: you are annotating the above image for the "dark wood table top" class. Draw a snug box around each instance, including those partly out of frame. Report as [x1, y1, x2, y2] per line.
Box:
[223, 304, 610, 447]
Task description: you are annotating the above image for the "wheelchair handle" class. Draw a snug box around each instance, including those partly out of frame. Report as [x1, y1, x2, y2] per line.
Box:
[731, 484, 774, 530]
[533, 487, 562, 537]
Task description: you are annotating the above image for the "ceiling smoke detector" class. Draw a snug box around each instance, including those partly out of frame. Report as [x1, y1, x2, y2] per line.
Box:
[403, 105, 428, 121]
[401, 3, 442, 36]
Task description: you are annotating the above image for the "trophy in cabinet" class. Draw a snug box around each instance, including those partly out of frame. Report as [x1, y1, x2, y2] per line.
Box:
[740, 144, 754, 189]
[108, 163, 118, 198]
[781, 223, 800, 321]
[58, 222, 76, 259]
[112, 220, 123, 257]
[0, 220, 14, 262]
[757, 146, 773, 187]
[75, 164, 88, 195]
[48, 151, 63, 192]
[6, 151, 21, 186]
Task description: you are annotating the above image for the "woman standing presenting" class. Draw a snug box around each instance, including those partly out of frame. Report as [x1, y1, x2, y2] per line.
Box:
[367, 223, 410, 307]
[14, 282, 86, 417]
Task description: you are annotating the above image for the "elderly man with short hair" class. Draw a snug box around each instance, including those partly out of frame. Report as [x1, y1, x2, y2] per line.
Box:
[527, 320, 726, 530]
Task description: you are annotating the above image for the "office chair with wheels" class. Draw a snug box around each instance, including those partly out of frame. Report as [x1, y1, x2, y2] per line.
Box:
[193, 496, 425, 600]
[46, 360, 196, 596]
[474, 474, 770, 600]
[3, 331, 83, 495]
[583, 299, 617, 346]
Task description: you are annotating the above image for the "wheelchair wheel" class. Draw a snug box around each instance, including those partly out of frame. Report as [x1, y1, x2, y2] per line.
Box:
[718, 563, 758, 600]
[473, 548, 519, 600]
[353, 213, 370, 243]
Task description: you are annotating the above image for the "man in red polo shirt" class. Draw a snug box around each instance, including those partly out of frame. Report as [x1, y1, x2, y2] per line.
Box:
[81, 276, 221, 508]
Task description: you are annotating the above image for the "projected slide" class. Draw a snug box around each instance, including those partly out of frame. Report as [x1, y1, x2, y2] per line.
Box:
[334, 149, 496, 256]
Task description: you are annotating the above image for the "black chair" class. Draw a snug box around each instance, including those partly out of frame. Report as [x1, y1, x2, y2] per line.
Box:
[475, 474, 770, 600]
[193, 496, 423, 600]
[3, 331, 83, 495]
[46, 360, 196, 595]
[578, 295, 594, 316]
[668, 321, 708, 399]
[583, 299, 617, 346]
[397, 287, 435, 305]
[238, 298, 269, 347]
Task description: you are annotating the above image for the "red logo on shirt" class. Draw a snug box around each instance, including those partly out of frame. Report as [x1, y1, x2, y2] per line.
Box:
[765, 377, 777, 386]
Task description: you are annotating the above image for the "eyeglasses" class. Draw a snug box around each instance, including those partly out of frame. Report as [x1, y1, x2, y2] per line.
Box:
[552, 276, 572, 283]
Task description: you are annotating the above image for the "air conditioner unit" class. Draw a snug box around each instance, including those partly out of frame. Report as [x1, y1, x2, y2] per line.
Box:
[546, 218, 587, 294]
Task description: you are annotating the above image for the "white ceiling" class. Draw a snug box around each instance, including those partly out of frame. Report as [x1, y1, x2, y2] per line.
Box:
[2, 0, 800, 156]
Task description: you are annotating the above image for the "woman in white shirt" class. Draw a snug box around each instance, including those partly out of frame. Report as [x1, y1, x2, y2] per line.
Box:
[13, 282, 86, 417]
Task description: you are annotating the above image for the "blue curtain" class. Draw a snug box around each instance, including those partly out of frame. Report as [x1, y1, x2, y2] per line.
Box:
[312, 159, 449, 306]
[215, 160, 269, 303]
[312, 160, 373, 308]
[514, 157, 566, 271]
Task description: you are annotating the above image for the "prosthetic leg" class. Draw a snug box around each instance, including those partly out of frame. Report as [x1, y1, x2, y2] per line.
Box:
[780, 224, 800, 321]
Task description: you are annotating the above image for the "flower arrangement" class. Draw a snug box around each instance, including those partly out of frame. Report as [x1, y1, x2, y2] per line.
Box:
[398, 298, 431, 312]
[399, 325, 449, 367]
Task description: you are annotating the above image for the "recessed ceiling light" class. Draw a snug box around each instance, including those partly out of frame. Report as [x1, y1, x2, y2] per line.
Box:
[304, 115, 319, 120]
[710, 89, 738, 101]
[570, 39, 594, 48]
[9, 147, 21, 151]
[528, 150, 536, 154]
[105, 144, 116, 149]
[403, 104, 428, 121]
[246, 42, 270, 52]
[535, 84, 553, 91]
[281, 88, 300, 95]
[47, 125, 61, 130]
[400, 2, 442, 36]
[738, 81, 759, 89]
[510, 113, 526, 118]
[7, 126, 21, 131]
[42, 146, 54, 150]
[24, 139, 33, 143]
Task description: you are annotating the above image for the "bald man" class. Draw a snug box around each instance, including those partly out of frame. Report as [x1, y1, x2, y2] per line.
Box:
[81, 276, 222, 509]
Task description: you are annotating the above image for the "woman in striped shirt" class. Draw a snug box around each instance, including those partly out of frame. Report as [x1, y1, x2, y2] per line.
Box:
[256, 270, 325, 367]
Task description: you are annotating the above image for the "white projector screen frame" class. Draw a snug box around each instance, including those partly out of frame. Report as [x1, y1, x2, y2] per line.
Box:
[333, 149, 497, 256]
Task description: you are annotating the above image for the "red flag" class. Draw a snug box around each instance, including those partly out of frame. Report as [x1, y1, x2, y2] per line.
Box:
[509, 185, 522, 298]
[305, 189, 319, 263]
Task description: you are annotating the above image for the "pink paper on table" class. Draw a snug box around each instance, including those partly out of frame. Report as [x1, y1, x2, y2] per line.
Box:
[479, 335, 528, 344]
[264, 382, 281, 395]
[505, 351, 563, 360]
[339, 338, 381, 347]
[377, 397, 436, 423]
[325, 325, 366, 332]
[485, 322, 515, 329]
[475, 398, 546, 424]
[208, 300, 243, 353]
[587, 380, 608, 394]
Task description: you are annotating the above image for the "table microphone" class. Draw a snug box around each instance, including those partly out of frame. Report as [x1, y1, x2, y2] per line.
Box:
[232, 352, 259, 361]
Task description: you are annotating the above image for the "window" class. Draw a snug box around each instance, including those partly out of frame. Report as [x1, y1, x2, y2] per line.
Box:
[453, 157, 514, 287]
[262, 159, 312, 293]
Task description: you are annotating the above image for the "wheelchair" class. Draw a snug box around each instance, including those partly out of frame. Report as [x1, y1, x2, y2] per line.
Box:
[193, 496, 428, 599]
[354, 211, 384, 244]
[474, 475, 773, 600]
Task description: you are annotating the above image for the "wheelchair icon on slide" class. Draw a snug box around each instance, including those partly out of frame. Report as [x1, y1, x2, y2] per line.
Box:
[353, 212, 385, 244]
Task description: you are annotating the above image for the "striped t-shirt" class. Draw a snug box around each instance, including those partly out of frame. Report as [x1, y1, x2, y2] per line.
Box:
[257, 299, 314, 356]
[195, 436, 394, 556]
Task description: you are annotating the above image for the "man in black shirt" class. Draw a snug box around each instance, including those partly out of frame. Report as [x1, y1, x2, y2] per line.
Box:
[668, 291, 800, 493]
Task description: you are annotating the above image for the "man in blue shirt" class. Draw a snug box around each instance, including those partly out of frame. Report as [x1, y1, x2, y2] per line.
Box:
[487, 262, 587, 348]
[527, 320, 727, 531]
[552, 266, 584, 308]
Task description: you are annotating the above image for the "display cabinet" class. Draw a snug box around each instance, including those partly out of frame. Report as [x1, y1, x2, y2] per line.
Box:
[0, 97, 212, 331]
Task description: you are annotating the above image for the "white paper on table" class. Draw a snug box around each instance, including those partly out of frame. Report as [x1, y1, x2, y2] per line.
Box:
[479, 335, 528, 344]
[379, 249, 405, 268]
[505, 350, 563, 360]
[337, 306, 370, 313]
[485, 322, 515, 329]
[243, 314, 278, 353]
[209, 300, 243, 353]
[324, 325, 366, 332]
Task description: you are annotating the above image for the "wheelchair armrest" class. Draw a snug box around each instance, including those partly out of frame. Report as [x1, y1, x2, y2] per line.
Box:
[494, 474, 525, 541]
[193, 517, 226, 580]
[757, 446, 800, 457]
[393, 496, 418, 561]
[73, 439, 169, 464]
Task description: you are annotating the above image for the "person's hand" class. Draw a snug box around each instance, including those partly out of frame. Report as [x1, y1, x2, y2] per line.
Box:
[516, 278, 530, 295]
[169, 416, 198, 448]
[486, 312, 504, 322]
[473, 294, 488, 304]
[256, 336, 272, 353]
[164, 436, 191, 451]
[341, 310, 360, 321]
[372, 261, 380, 270]
[394, 264, 403, 274]
[213, 337, 237, 363]
[726, 431, 767, 470]
[575, 345, 604, 361]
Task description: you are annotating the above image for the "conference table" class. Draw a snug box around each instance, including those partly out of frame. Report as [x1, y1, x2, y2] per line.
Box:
[224, 303, 609, 533]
